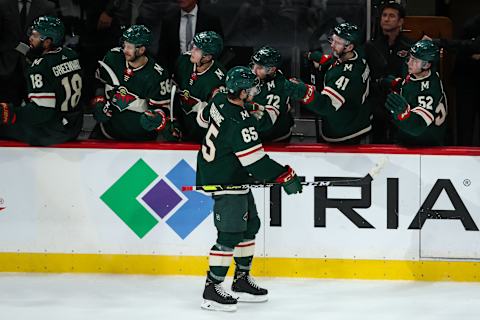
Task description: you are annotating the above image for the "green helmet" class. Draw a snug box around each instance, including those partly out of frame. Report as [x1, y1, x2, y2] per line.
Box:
[31, 16, 64, 47]
[225, 66, 258, 93]
[409, 40, 439, 62]
[122, 25, 152, 47]
[251, 46, 282, 68]
[193, 31, 223, 58]
[333, 22, 361, 46]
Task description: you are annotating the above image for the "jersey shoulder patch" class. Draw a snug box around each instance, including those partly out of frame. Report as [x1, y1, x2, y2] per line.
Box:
[212, 65, 226, 81]
[104, 48, 124, 65]
[151, 61, 169, 79]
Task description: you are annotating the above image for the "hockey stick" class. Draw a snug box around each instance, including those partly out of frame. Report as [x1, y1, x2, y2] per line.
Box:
[169, 84, 177, 122]
[182, 156, 388, 192]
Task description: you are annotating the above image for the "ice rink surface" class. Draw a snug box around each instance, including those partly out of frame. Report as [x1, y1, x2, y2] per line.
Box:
[1, 273, 479, 320]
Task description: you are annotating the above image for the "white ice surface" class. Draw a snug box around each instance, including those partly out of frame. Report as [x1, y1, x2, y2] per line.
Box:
[1, 274, 479, 320]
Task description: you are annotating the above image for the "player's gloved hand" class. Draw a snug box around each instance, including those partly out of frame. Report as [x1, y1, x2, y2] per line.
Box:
[91, 96, 112, 123]
[380, 75, 403, 93]
[0, 102, 16, 125]
[179, 91, 202, 112]
[140, 109, 168, 132]
[307, 51, 334, 71]
[276, 165, 303, 195]
[288, 76, 302, 85]
[386, 93, 411, 120]
[162, 120, 183, 142]
[244, 101, 265, 120]
[14, 42, 30, 56]
[288, 78, 316, 105]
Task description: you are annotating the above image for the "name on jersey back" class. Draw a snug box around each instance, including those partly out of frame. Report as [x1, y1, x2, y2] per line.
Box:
[52, 59, 81, 77]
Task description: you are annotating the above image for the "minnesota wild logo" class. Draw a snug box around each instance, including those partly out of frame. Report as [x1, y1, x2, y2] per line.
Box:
[111, 86, 138, 111]
[179, 89, 199, 108]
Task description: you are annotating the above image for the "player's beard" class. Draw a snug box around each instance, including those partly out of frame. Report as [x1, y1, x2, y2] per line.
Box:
[264, 69, 276, 81]
[125, 50, 142, 64]
[332, 48, 343, 59]
[29, 41, 44, 57]
[196, 56, 212, 68]
[333, 47, 351, 60]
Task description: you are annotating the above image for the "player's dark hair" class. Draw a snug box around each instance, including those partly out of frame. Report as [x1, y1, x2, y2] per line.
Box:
[381, 1, 406, 19]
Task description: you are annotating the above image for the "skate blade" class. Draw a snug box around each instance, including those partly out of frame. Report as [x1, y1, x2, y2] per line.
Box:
[233, 292, 268, 303]
[201, 299, 237, 312]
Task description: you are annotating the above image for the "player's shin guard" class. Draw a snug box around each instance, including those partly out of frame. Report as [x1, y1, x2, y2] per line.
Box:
[208, 243, 234, 283]
[201, 244, 238, 312]
[232, 240, 268, 302]
[233, 239, 255, 272]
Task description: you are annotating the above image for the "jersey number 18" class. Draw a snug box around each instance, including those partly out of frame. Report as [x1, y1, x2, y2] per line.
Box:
[60, 73, 82, 111]
[30, 73, 82, 111]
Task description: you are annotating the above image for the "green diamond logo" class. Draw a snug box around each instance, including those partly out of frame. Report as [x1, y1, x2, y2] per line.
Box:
[100, 159, 159, 238]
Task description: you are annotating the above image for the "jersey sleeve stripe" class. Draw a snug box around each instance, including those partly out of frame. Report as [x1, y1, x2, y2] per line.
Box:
[321, 86, 345, 110]
[196, 107, 209, 128]
[235, 144, 265, 167]
[265, 106, 280, 116]
[28, 93, 56, 108]
[105, 84, 114, 95]
[411, 107, 434, 125]
[235, 144, 263, 157]
[148, 99, 170, 107]
[265, 106, 279, 123]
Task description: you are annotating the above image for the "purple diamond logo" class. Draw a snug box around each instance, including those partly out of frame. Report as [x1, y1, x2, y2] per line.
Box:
[142, 179, 182, 219]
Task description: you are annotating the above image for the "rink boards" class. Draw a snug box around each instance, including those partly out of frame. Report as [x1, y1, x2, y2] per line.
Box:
[0, 141, 479, 281]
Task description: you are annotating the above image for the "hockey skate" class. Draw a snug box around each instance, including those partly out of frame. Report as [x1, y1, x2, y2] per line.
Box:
[201, 277, 238, 312]
[231, 270, 268, 302]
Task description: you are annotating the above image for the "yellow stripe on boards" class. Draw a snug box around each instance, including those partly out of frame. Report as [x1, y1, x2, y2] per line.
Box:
[0, 253, 208, 275]
[0, 253, 478, 282]
[259, 257, 480, 281]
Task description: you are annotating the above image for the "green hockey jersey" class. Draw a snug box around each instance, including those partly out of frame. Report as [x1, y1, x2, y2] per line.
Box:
[302, 51, 372, 142]
[250, 71, 296, 142]
[196, 94, 287, 195]
[1, 47, 83, 146]
[174, 53, 226, 142]
[96, 47, 171, 141]
[393, 70, 447, 146]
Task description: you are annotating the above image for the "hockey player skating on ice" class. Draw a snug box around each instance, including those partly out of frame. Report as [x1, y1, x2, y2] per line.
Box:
[92, 25, 180, 141]
[196, 66, 302, 312]
[0, 16, 83, 146]
[174, 31, 226, 142]
[384, 40, 448, 146]
[301, 22, 373, 144]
